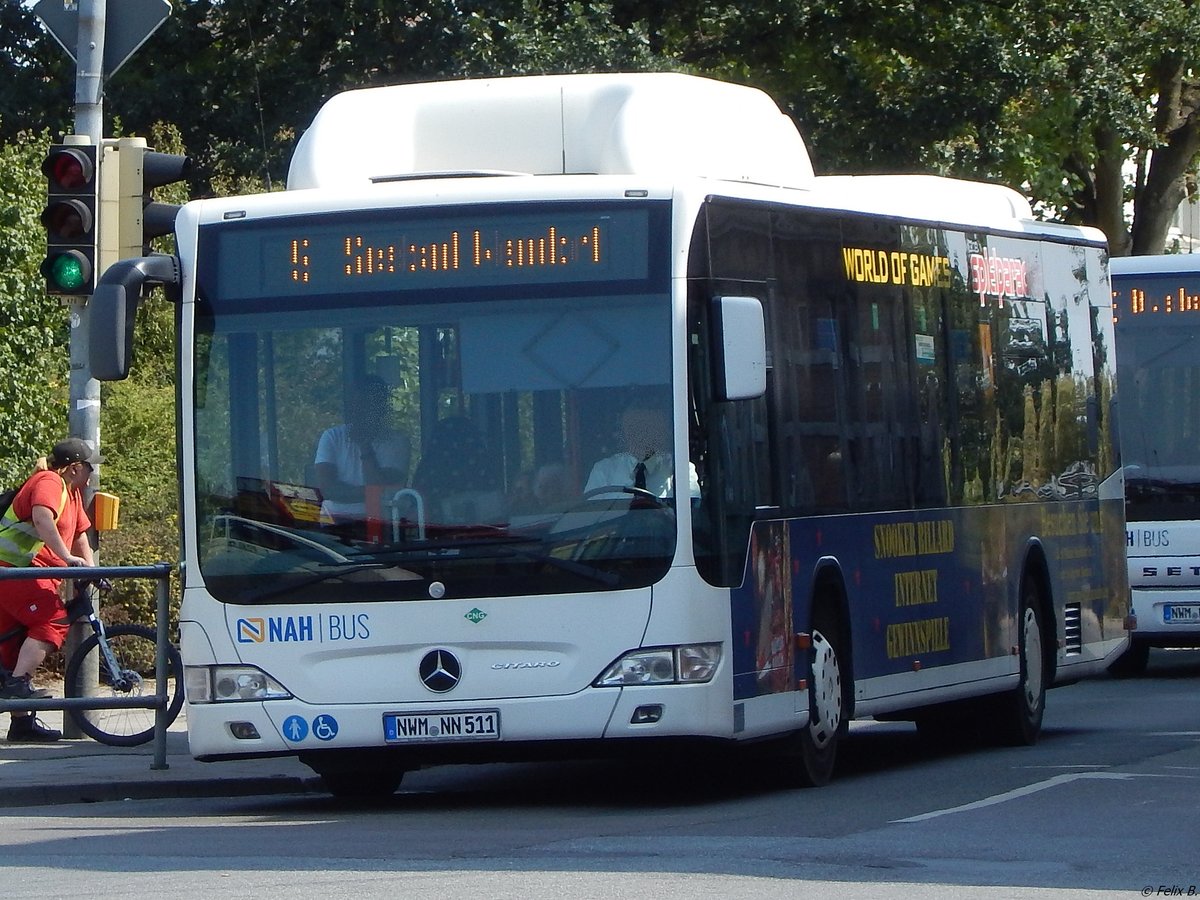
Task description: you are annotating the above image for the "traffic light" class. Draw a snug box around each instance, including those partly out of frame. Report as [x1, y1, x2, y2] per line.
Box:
[113, 139, 191, 259]
[41, 143, 99, 295]
[142, 149, 192, 247]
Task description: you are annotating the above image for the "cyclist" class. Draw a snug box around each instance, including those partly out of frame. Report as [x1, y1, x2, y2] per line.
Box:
[0, 439, 99, 742]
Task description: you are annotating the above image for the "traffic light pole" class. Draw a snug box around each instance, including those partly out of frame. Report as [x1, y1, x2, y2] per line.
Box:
[74, 0, 106, 142]
[65, 0, 108, 740]
[69, 0, 105, 465]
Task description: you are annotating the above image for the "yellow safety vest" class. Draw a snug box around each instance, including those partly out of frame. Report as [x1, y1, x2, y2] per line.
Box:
[0, 477, 69, 567]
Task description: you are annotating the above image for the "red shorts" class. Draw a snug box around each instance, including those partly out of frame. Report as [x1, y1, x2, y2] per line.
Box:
[0, 572, 70, 670]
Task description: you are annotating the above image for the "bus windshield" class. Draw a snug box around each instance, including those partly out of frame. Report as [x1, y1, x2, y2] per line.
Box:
[191, 201, 679, 603]
[1114, 274, 1200, 521]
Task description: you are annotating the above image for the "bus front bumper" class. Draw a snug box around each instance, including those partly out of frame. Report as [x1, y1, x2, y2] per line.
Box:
[185, 680, 740, 762]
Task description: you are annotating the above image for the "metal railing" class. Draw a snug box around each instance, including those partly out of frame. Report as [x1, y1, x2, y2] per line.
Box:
[0, 562, 174, 769]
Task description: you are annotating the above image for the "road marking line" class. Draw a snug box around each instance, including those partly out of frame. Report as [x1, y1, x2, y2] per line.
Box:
[891, 772, 1154, 823]
[1018, 764, 1107, 770]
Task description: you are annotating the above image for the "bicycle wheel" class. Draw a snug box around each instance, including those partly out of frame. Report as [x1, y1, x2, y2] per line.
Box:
[64, 624, 185, 747]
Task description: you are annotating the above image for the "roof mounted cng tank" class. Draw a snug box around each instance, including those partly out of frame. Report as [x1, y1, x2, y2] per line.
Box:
[287, 73, 815, 191]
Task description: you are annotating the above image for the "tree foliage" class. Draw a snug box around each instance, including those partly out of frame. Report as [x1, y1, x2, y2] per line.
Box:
[97, 0, 663, 194]
[4, 0, 1199, 252]
[633, 0, 1200, 254]
[0, 131, 70, 485]
[630, 0, 1030, 175]
[0, 2, 71, 140]
[986, 0, 1200, 255]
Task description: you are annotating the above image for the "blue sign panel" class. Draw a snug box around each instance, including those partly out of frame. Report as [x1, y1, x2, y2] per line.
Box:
[282, 715, 308, 742]
[312, 714, 339, 741]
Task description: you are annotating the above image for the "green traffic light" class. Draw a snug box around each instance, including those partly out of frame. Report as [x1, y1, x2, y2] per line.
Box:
[48, 252, 89, 291]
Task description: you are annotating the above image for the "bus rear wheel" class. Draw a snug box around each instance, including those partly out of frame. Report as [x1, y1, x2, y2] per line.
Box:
[988, 575, 1047, 746]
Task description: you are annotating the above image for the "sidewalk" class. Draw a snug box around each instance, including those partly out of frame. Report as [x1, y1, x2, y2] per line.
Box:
[0, 704, 321, 808]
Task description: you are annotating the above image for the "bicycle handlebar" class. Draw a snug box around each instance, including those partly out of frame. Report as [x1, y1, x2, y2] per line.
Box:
[63, 577, 112, 621]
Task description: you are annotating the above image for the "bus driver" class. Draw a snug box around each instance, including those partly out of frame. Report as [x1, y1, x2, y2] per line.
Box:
[584, 405, 700, 500]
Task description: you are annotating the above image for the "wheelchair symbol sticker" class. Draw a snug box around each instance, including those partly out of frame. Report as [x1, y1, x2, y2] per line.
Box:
[312, 714, 339, 741]
[283, 715, 308, 742]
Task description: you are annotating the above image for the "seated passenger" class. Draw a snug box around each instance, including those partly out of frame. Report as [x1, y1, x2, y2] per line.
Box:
[508, 462, 572, 517]
[314, 376, 411, 527]
[584, 406, 700, 500]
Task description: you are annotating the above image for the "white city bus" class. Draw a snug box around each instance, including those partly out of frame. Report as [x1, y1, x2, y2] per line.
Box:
[1110, 255, 1200, 673]
[92, 74, 1129, 797]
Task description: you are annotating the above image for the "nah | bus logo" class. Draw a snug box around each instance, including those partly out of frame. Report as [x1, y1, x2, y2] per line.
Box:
[238, 618, 265, 642]
[236, 616, 315, 643]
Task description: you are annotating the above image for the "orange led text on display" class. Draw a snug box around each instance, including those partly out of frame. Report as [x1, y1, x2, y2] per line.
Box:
[290, 239, 311, 283]
[288, 225, 604, 284]
[1120, 285, 1200, 316]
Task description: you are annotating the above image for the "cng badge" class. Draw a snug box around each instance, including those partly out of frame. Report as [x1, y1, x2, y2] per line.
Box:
[465, 608, 487, 624]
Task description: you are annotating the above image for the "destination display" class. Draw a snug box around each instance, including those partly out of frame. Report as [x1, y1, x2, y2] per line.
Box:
[211, 206, 654, 300]
[1113, 274, 1200, 318]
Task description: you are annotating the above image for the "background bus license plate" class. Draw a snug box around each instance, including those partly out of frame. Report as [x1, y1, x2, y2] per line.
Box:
[384, 710, 500, 742]
[1164, 604, 1200, 623]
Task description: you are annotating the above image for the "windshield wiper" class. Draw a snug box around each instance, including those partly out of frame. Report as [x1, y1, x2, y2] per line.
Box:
[496, 546, 620, 587]
[359, 533, 540, 558]
[243, 560, 392, 602]
[362, 534, 620, 587]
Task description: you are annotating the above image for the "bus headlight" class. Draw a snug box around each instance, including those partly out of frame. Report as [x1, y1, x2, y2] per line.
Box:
[677, 642, 722, 682]
[185, 665, 293, 703]
[594, 643, 722, 687]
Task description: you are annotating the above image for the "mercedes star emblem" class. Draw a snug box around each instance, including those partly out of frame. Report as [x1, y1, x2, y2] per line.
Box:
[419, 649, 462, 693]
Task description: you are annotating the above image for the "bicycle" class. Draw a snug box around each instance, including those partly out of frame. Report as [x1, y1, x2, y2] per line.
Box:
[0, 577, 184, 746]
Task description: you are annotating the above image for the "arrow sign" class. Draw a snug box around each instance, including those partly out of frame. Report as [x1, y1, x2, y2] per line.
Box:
[35, 0, 172, 78]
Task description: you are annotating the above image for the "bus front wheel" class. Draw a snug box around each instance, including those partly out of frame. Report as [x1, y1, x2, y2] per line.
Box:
[302, 751, 406, 799]
[320, 768, 404, 799]
[790, 610, 846, 787]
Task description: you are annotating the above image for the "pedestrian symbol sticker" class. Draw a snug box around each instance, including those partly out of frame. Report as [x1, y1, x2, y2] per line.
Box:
[313, 714, 338, 741]
[283, 715, 308, 742]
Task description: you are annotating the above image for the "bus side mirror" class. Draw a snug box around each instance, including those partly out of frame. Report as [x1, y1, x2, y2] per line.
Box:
[712, 295, 766, 401]
[89, 282, 137, 382]
[88, 254, 180, 381]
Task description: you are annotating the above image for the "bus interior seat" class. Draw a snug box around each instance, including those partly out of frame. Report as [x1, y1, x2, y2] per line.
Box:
[412, 416, 503, 523]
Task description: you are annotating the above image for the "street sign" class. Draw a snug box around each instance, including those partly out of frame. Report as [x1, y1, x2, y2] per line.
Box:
[34, 0, 172, 78]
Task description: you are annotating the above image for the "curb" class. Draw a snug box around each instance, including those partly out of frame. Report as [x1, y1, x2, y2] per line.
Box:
[0, 774, 320, 809]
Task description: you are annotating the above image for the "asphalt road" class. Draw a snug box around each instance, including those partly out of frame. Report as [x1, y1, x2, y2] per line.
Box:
[0, 649, 1197, 900]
